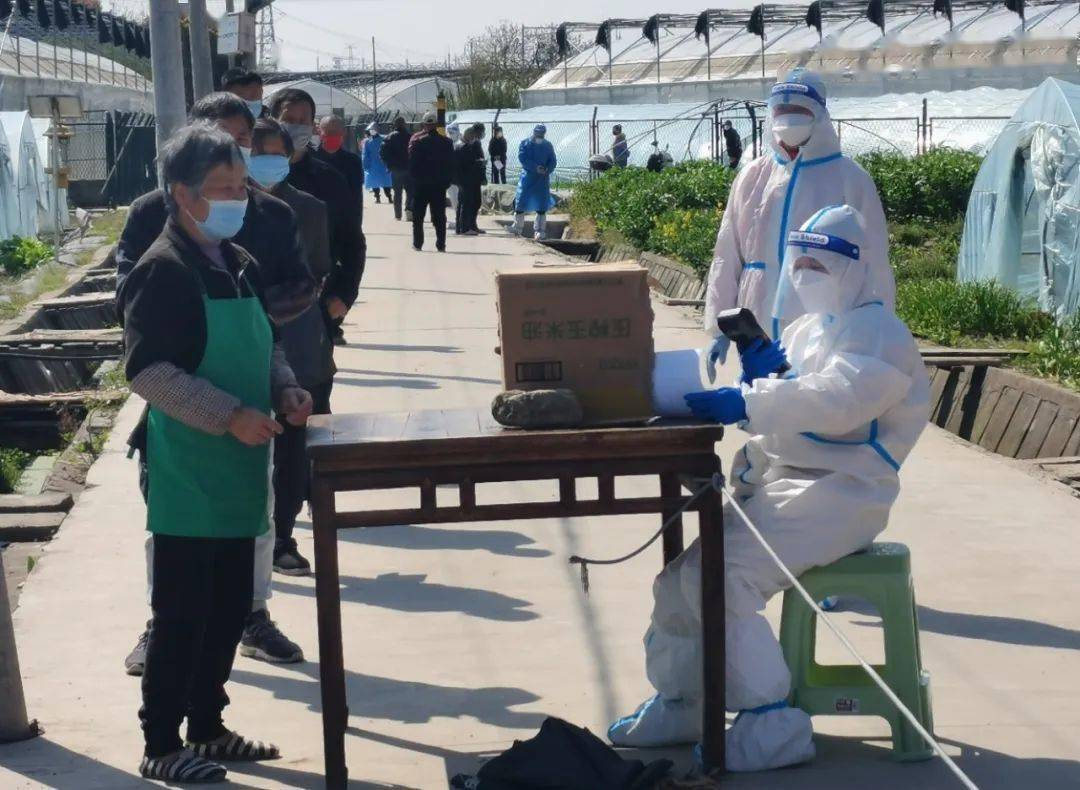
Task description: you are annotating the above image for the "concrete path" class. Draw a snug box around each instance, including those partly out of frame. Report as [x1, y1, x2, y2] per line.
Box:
[1, 203, 1079, 789]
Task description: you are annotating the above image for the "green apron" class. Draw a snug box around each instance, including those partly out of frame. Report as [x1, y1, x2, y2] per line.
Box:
[146, 274, 273, 539]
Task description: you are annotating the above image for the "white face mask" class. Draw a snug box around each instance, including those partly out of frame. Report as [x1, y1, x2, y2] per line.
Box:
[791, 266, 838, 315]
[773, 115, 815, 148]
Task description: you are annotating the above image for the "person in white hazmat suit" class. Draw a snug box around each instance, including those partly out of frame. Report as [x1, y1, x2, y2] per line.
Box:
[608, 205, 930, 772]
[704, 68, 892, 362]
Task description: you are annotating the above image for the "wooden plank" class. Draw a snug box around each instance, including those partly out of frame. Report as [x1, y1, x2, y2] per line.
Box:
[34, 294, 114, 309]
[0, 493, 73, 514]
[0, 328, 122, 345]
[942, 367, 973, 436]
[969, 386, 1003, 446]
[926, 367, 953, 419]
[0, 511, 65, 541]
[979, 387, 1022, 453]
[1017, 401, 1060, 459]
[0, 390, 124, 408]
[1063, 419, 1080, 457]
[1039, 408, 1080, 458]
[996, 392, 1042, 458]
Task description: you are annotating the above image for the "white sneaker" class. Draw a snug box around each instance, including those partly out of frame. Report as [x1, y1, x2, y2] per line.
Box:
[533, 232, 544, 241]
[607, 695, 701, 747]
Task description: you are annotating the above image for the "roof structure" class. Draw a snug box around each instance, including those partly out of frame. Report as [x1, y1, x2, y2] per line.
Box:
[526, 0, 1080, 105]
[264, 78, 373, 120]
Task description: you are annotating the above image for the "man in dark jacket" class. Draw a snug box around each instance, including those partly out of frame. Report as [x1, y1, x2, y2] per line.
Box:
[381, 116, 412, 221]
[454, 122, 487, 235]
[315, 114, 365, 206]
[115, 93, 315, 674]
[488, 124, 508, 184]
[408, 111, 454, 252]
[722, 120, 743, 169]
[269, 89, 365, 342]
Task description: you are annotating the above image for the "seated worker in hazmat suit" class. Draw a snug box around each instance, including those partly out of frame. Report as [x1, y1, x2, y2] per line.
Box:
[703, 68, 892, 364]
[609, 205, 929, 772]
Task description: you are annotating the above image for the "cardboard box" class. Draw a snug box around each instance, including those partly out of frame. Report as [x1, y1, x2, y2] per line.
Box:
[496, 264, 655, 423]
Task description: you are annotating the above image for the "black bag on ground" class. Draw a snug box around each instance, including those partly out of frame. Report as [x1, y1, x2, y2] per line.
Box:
[450, 716, 673, 790]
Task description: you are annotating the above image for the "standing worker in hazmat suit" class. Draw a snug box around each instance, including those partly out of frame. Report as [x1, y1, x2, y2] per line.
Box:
[513, 124, 557, 241]
[609, 205, 929, 772]
[704, 68, 892, 365]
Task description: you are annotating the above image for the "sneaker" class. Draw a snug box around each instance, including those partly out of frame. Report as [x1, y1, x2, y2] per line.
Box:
[140, 748, 226, 784]
[463, 229, 479, 236]
[125, 622, 151, 676]
[240, 610, 304, 664]
[473, 228, 487, 234]
[533, 232, 544, 241]
[273, 539, 311, 576]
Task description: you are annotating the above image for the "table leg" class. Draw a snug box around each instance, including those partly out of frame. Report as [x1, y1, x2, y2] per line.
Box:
[698, 478, 726, 775]
[312, 478, 348, 789]
[660, 473, 684, 566]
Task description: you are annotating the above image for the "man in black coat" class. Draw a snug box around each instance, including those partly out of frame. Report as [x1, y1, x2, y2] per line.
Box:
[408, 111, 454, 252]
[269, 89, 366, 344]
[488, 124, 508, 184]
[454, 122, 487, 235]
[722, 120, 743, 170]
[381, 116, 413, 221]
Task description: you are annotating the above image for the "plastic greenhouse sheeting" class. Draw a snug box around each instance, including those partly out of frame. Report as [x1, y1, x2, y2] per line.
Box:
[0, 112, 48, 240]
[959, 78, 1080, 320]
[0, 115, 20, 242]
[450, 86, 1031, 179]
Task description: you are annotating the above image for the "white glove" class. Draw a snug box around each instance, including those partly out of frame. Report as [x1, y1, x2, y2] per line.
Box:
[706, 336, 731, 383]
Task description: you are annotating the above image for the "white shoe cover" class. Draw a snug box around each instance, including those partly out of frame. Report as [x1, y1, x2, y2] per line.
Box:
[725, 706, 816, 772]
[607, 695, 701, 747]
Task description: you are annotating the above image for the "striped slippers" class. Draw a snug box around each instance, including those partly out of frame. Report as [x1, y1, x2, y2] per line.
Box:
[188, 730, 280, 762]
[139, 749, 226, 784]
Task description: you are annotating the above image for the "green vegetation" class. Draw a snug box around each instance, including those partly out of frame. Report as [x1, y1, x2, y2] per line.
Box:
[0, 448, 31, 494]
[0, 263, 69, 322]
[568, 148, 1080, 392]
[0, 236, 53, 277]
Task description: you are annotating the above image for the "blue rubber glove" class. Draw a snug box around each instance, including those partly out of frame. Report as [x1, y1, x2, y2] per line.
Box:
[684, 387, 747, 424]
[740, 338, 788, 385]
[706, 335, 731, 382]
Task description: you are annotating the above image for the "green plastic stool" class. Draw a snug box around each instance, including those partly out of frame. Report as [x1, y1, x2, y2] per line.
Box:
[778, 542, 935, 761]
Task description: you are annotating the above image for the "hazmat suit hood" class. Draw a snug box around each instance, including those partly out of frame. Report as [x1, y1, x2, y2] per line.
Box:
[775, 205, 882, 320]
[766, 69, 840, 163]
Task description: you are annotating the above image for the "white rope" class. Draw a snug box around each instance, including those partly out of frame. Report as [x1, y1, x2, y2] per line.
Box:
[723, 491, 979, 790]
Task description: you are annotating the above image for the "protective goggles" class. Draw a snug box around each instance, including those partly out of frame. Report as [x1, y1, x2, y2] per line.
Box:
[787, 230, 860, 260]
[769, 82, 827, 109]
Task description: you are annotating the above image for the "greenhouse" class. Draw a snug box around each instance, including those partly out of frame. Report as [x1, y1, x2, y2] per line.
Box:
[959, 77, 1080, 320]
[525, 0, 1080, 108]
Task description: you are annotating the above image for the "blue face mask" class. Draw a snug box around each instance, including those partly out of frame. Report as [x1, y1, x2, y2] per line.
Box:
[245, 100, 264, 120]
[248, 154, 291, 189]
[190, 197, 248, 242]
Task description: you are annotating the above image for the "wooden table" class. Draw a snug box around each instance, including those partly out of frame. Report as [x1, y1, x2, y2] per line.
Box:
[306, 408, 726, 788]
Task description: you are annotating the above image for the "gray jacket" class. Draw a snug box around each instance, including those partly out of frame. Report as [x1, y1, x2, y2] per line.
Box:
[269, 182, 336, 388]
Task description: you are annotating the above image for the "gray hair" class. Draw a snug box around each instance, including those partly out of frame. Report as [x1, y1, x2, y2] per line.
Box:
[159, 122, 244, 216]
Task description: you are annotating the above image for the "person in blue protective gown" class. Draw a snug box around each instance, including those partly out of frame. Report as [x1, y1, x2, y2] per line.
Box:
[609, 205, 929, 773]
[361, 123, 393, 203]
[702, 68, 892, 373]
[512, 124, 557, 241]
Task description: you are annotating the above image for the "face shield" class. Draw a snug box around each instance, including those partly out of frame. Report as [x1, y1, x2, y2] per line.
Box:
[767, 70, 828, 150]
[775, 204, 868, 322]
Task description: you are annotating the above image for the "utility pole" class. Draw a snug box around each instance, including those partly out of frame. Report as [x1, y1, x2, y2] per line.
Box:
[149, 0, 188, 156]
[0, 551, 37, 743]
[187, 0, 215, 99]
[371, 37, 378, 118]
[256, 4, 277, 70]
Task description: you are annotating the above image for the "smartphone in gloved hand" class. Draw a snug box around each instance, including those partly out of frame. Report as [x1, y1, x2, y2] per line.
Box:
[715, 308, 791, 377]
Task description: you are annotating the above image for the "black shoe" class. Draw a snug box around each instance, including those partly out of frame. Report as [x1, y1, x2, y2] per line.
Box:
[413, 244, 423, 251]
[273, 539, 311, 576]
[331, 334, 347, 347]
[125, 622, 151, 676]
[436, 245, 446, 252]
[473, 228, 487, 234]
[240, 610, 303, 664]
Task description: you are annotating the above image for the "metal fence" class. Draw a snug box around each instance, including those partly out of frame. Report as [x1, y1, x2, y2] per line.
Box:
[66, 111, 156, 208]
[463, 109, 1009, 183]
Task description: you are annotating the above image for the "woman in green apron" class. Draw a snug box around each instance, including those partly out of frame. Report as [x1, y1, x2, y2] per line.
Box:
[120, 124, 312, 784]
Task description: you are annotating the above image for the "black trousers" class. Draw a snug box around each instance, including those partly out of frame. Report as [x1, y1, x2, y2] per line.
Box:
[373, 187, 392, 202]
[272, 379, 333, 546]
[491, 160, 506, 184]
[461, 182, 482, 232]
[412, 184, 447, 249]
[391, 170, 411, 219]
[140, 533, 255, 757]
